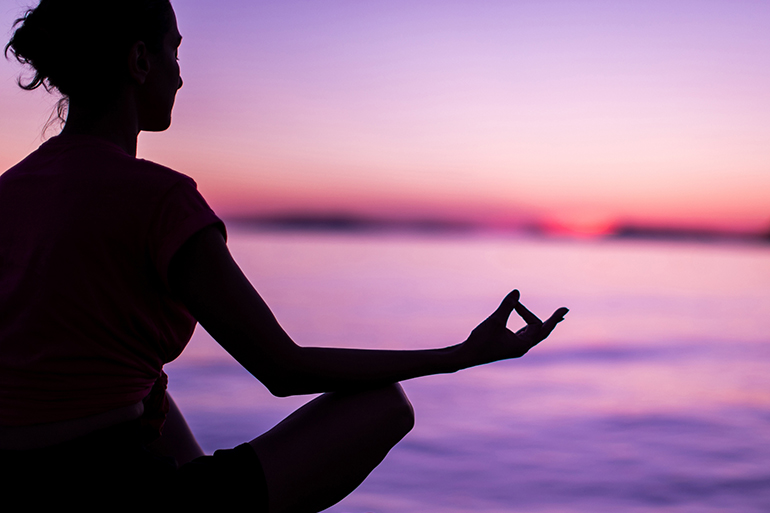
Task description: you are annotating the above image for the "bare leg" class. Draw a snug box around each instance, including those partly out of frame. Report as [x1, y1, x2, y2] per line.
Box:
[249, 383, 415, 513]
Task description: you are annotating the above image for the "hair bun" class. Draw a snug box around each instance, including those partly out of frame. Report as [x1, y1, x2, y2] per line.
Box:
[6, 0, 172, 103]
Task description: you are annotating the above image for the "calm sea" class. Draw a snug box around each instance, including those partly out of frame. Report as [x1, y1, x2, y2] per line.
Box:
[165, 229, 770, 512]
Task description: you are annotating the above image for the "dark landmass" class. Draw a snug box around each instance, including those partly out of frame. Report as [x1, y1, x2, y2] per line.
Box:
[608, 224, 767, 244]
[227, 213, 477, 234]
[227, 212, 770, 245]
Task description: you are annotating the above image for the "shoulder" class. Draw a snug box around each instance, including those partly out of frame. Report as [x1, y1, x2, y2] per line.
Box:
[132, 157, 197, 191]
[29, 134, 199, 196]
[9, 134, 192, 180]
[0, 134, 215, 229]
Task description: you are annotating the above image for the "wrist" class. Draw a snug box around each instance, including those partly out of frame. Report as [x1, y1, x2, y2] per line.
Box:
[441, 342, 471, 373]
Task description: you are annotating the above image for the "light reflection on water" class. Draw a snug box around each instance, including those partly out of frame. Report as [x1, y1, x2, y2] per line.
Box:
[166, 230, 770, 512]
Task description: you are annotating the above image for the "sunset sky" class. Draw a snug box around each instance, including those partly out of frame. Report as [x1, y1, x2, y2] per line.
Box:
[1, 0, 768, 234]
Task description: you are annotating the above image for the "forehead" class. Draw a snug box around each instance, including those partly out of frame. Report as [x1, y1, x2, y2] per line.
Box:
[165, 9, 182, 44]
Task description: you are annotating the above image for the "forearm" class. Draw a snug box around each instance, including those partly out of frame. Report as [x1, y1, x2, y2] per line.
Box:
[256, 343, 467, 397]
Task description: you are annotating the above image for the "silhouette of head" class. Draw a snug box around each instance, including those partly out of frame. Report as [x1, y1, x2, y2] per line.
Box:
[5, 0, 176, 125]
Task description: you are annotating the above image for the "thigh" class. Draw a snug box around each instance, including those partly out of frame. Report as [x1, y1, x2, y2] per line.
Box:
[250, 383, 414, 513]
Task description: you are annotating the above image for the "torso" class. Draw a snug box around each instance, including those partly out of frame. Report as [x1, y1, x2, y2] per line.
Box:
[0, 400, 144, 450]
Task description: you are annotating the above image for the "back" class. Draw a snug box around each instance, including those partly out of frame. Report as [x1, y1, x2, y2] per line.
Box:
[0, 134, 224, 426]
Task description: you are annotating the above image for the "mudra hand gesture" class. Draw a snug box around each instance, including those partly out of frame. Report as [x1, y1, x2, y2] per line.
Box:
[462, 290, 569, 366]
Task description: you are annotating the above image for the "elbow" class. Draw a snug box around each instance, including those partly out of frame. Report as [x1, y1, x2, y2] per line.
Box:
[249, 339, 306, 397]
[265, 380, 294, 398]
[259, 364, 304, 397]
[258, 369, 295, 397]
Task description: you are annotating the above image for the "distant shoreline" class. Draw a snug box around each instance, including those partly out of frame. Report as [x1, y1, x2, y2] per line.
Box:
[225, 213, 770, 245]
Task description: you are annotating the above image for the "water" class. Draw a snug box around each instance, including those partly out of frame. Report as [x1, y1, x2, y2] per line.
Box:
[165, 229, 770, 512]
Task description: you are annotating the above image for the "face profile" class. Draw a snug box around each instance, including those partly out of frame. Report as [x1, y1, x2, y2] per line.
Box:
[136, 9, 183, 132]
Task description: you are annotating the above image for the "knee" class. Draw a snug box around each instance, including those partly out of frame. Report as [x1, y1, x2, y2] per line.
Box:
[393, 384, 415, 435]
[377, 383, 415, 438]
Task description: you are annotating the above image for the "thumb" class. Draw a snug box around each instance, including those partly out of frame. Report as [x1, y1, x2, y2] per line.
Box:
[488, 290, 520, 325]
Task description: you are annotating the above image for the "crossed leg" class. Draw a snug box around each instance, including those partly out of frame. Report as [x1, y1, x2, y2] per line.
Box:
[250, 383, 415, 513]
[158, 385, 413, 512]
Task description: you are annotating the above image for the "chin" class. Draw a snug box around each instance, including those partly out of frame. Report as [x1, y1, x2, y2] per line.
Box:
[142, 117, 173, 132]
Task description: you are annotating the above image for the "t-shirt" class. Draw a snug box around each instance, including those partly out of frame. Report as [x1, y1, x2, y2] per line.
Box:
[0, 134, 225, 426]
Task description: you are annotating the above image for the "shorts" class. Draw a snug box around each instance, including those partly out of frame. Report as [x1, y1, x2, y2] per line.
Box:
[0, 419, 268, 511]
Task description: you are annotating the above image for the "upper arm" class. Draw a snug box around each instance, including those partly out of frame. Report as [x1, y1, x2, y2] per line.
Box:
[168, 226, 298, 394]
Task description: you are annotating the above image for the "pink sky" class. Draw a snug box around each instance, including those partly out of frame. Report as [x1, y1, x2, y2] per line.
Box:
[2, 0, 768, 233]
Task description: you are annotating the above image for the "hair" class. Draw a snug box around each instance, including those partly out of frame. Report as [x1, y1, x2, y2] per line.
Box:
[5, 0, 174, 125]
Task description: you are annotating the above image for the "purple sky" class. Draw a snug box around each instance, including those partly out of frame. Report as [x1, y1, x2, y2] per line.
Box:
[2, 0, 769, 232]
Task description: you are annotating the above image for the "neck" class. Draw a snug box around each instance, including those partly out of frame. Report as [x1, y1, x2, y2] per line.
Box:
[60, 92, 140, 157]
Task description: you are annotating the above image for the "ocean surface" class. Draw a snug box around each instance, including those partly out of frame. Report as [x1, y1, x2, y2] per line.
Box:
[165, 229, 770, 512]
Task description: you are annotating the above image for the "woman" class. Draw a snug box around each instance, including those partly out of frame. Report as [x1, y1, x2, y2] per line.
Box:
[1, 1, 568, 511]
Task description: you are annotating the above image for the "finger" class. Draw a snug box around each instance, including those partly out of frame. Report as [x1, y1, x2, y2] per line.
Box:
[488, 290, 519, 324]
[514, 300, 542, 326]
[537, 307, 569, 340]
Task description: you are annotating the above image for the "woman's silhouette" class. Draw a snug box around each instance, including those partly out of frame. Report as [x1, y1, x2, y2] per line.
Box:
[0, 1, 567, 511]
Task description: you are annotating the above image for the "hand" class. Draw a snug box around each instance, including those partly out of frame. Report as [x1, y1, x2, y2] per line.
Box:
[462, 290, 568, 366]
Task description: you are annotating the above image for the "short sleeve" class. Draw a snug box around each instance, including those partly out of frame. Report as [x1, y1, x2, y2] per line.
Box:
[149, 178, 226, 288]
